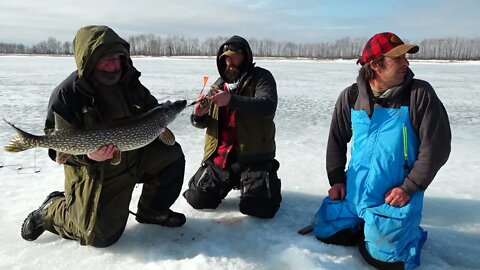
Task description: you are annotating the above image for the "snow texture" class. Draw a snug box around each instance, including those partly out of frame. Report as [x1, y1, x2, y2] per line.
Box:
[0, 56, 479, 270]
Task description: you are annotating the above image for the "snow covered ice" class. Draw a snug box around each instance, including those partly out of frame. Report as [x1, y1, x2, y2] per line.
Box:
[0, 56, 479, 270]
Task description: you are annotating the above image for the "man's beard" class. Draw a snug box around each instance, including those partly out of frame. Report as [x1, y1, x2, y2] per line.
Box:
[224, 65, 240, 82]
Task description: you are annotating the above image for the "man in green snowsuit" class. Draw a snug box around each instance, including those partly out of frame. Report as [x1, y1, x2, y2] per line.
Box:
[20, 25, 186, 247]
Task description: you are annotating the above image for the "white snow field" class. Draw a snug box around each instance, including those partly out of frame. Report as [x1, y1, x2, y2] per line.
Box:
[0, 56, 479, 270]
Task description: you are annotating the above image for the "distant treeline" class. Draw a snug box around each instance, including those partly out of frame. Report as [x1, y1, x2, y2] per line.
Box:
[1, 35, 480, 60]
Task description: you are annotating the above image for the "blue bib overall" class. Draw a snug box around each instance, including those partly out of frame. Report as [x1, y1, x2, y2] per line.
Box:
[313, 106, 427, 270]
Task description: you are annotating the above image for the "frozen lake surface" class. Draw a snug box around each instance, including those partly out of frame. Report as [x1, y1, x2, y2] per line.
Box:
[0, 56, 479, 269]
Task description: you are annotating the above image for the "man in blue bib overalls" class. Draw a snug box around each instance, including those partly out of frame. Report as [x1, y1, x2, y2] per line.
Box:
[312, 32, 451, 269]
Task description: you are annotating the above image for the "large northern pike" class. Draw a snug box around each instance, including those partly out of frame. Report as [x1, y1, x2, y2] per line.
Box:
[3, 100, 187, 165]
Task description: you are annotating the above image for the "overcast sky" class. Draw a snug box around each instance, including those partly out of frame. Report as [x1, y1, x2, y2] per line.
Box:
[1, 0, 479, 45]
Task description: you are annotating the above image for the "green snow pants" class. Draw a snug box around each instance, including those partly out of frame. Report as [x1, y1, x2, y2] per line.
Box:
[43, 140, 185, 247]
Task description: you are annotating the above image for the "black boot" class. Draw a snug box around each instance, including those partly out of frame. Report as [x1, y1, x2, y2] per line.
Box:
[316, 225, 364, 246]
[358, 241, 405, 270]
[135, 209, 186, 227]
[21, 191, 64, 241]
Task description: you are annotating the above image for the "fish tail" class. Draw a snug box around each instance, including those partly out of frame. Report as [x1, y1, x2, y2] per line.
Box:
[3, 119, 38, 152]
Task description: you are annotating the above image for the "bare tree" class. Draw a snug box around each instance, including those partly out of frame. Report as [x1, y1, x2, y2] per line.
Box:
[0, 42, 27, 54]
[1, 35, 479, 60]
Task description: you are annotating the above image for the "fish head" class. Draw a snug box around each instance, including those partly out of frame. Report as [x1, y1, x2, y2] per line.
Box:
[155, 99, 187, 125]
[170, 99, 187, 112]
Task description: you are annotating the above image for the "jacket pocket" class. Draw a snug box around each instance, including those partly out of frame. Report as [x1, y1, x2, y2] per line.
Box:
[363, 203, 415, 255]
[312, 197, 362, 238]
[321, 197, 349, 221]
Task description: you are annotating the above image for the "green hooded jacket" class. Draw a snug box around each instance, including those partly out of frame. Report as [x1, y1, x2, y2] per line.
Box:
[44, 25, 159, 244]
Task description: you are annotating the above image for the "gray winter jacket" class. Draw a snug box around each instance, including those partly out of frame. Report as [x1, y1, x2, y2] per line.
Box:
[326, 68, 451, 195]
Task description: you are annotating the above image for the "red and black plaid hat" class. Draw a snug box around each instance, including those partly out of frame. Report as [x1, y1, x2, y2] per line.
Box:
[357, 32, 419, 65]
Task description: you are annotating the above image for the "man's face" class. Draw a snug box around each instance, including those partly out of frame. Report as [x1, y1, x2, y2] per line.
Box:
[375, 54, 409, 88]
[93, 55, 123, 86]
[95, 55, 122, 73]
[224, 54, 244, 82]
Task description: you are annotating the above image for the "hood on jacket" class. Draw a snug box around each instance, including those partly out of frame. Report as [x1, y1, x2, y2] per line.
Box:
[73, 25, 130, 78]
[216, 35, 254, 82]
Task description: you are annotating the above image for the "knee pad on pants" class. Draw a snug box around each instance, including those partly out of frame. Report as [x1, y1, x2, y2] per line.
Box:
[239, 165, 282, 218]
[183, 188, 222, 209]
[183, 162, 231, 209]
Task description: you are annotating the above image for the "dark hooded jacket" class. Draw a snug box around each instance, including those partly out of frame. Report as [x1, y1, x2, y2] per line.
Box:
[45, 25, 158, 166]
[191, 35, 278, 164]
[326, 68, 451, 195]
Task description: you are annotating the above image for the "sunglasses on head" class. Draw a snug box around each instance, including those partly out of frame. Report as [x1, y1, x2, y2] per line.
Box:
[223, 44, 242, 52]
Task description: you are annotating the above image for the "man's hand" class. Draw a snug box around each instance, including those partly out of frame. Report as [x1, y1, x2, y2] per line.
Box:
[385, 187, 411, 207]
[328, 183, 346, 200]
[87, 144, 117, 162]
[209, 87, 231, 107]
[193, 94, 210, 117]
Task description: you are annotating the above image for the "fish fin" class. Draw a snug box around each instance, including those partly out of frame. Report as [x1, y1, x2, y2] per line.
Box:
[56, 152, 71, 164]
[159, 128, 176, 146]
[110, 150, 122, 165]
[3, 119, 36, 152]
[54, 112, 75, 132]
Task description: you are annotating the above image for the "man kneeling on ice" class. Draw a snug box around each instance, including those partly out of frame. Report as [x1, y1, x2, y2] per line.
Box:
[183, 36, 282, 218]
[21, 25, 186, 247]
[310, 32, 451, 269]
